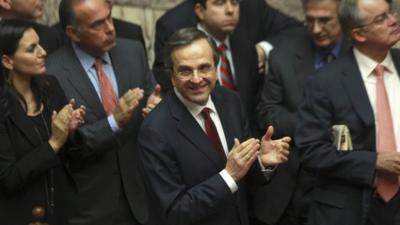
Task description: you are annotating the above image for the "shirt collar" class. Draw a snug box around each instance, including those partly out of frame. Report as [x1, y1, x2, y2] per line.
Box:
[353, 47, 395, 80]
[72, 42, 112, 72]
[174, 87, 217, 117]
[197, 23, 231, 50]
[314, 37, 343, 59]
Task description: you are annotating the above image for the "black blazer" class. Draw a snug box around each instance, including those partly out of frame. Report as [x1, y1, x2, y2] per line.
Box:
[138, 86, 267, 225]
[152, 0, 302, 93]
[46, 38, 155, 225]
[295, 49, 400, 225]
[0, 76, 72, 225]
[253, 33, 351, 224]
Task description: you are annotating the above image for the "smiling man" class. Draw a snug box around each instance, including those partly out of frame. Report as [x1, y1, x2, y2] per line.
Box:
[138, 27, 291, 225]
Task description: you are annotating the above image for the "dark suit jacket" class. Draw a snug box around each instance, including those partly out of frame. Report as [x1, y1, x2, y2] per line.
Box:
[253, 33, 351, 224]
[138, 86, 267, 225]
[0, 76, 72, 225]
[52, 18, 146, 49]
[294, 49, 400, 225]
[152, 0, 302, 93]
[46, 39, 155, 225]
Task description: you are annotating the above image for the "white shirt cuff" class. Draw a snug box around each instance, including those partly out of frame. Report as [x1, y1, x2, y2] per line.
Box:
[219, 169, 238, 193]
[257, 154, 277, 180]
[257, 41, 274, 59]
[107, 114, 121, 133]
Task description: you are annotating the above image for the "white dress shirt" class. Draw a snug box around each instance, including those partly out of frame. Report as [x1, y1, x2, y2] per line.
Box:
[353, 48, 400, 151]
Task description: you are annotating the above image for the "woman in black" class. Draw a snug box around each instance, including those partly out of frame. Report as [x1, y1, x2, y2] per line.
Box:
[0, 20, 85, 225]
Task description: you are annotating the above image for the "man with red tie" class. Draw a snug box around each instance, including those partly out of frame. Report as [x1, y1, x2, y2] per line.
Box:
[46, 0, 160, 225]
[296, 0, 400, 224]
[193, 0, 262, 136]
[138, 27, 290, 225]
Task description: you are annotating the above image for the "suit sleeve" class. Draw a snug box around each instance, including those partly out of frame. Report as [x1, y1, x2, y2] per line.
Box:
[138, 125, 234, 225]
[295, 77, 376, 187]
[257, 52, 297, 138]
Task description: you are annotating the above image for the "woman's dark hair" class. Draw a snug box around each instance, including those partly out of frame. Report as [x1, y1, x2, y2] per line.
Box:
[0, 19, 50, 116]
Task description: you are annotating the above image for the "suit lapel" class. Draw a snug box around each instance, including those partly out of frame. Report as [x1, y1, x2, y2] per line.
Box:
[230, 35, 247, 94]
[167, 92, 225, 168]
[63, 45, 105, 118]
[340, 51, 374, 127]
[9, 104, 41, 147]
[212, 89, 236, 151]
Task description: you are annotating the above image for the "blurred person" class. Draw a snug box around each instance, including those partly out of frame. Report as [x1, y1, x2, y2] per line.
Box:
[152, 0, 303, 93]
[0, 0, 64, 53]
[254, 0, 351, 224]
[296, 0, 400, 224]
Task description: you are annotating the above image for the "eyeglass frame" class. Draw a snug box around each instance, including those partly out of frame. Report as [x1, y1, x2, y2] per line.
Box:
[173, 63, 216, 80]
[356, 8, 398, 28]
[303, 15, 337, 29]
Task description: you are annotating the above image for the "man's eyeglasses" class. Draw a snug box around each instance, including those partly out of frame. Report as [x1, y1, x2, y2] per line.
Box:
[175, 65, 215, 80]
[212, 0, 242, 6]
[357, 9, 398, 28]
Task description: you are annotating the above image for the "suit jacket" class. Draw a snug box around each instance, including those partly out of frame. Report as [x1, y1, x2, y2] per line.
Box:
[138, 86, 267, 225]
[46, 38, 155, 225]
[295, 49, 400, 225]
[253, 33, 351, 224]
[152, 0, 302, 93]
[52, 18, 146, 49]
[0, 76, 72, 225]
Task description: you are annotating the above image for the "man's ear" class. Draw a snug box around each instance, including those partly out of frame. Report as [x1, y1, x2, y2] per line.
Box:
[194, 3, 206, 21]
[0, 0, 12, 11]
[65, 25, 80, 43]
[2, 54, 14, 71]
[351, 28, 367, 43]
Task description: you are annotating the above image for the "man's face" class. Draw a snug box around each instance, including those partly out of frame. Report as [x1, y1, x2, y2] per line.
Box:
[195, 0, 240, 40]
[170, 38, 218, 105]
[304, 0, 342, 49]
[355, 0, 400, 50]
[10, 0, 44, 20]
[70, 0, 116, 57]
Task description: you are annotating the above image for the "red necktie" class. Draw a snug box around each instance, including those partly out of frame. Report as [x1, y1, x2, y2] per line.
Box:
[201, 108, 226, 161]
[94, 58, 118, 115]
[375, 64, 399, 202]
[217, 44, 235, 90]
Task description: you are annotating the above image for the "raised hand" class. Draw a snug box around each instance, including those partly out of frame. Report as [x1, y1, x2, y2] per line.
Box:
[67, 99, 86, 132]
[48, 103, 74, 152]
[225, 138, 260, 182]
[114, 88, 144, 127]
[142, 84, 162, 118]
[259, 126, 291, 167]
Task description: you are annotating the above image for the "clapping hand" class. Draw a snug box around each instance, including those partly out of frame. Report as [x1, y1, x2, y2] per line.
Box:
[259, 126, 291, 167]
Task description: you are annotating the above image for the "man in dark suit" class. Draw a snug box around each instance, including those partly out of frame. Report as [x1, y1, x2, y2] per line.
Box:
[138, 27, 291, 225]
[46, 0, 159, 224]
[254, 0, 350, 224]
[0, 0, 64, 53]
[192, 0, 261, 135]
[153, 0, 302, 92]
[296, 0, 400, 224]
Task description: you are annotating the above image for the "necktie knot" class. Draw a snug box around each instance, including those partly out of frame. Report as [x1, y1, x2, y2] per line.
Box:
[201, 107, 211, 118]
[217, 43, 227, 53]
[375, 64, 385, 79]
[323, 52, 335, 64]
[94, 58, 103, 71]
